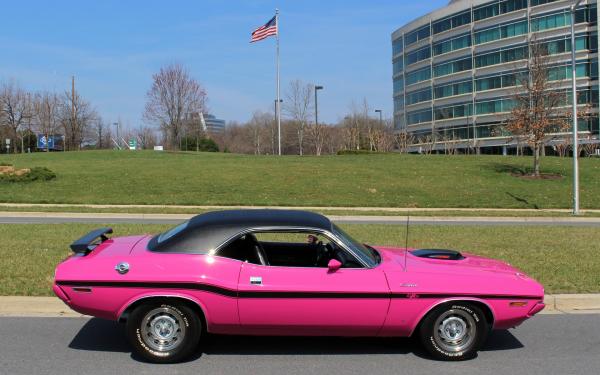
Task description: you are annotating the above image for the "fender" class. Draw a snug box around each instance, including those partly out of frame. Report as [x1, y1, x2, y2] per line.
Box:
[117, 292, 212, 330]
[407, 297, 496, 336]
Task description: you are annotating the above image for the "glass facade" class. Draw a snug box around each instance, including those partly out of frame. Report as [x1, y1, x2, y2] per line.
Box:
[392, 0, 600, 146]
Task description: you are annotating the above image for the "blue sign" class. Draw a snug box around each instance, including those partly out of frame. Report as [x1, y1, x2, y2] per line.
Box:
[37, 134, 55, 149]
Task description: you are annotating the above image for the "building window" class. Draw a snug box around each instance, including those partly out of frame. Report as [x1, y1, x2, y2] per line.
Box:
[476, 71, 527, 91]
[474, 20, 528, 45]
[434, 103, 473, 120]
[405, 25, 431, 46]
[432, 10, 471, 34]
[407, 108, 432, 125]
[392, 37, 404, 56]
[434, 80, 473, 99]
[406, 88, 433, 106]
[531, 6, 596, 33]
[393, 77, 404, 95]
[433, 34, 471, 56]
[475, 45, 528, 68]
[406, 66, 432, 85]
[475, 98, 517, 115]
[473, 0, 527, 22]
[393, 58, 404, 75]
[405, 46, 431, 65]
[433, 57, 473, 78]
[394, 97, 405, 113]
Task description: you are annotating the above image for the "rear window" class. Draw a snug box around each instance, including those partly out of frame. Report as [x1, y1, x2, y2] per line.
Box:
[157, 221, 188, 243]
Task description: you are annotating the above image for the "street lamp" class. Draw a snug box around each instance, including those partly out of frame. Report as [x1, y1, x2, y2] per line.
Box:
[113, 122, 119, 149]
[570, 0, 583, 215]
[375, 109, 383, 126]
[314, 85, 324, 129]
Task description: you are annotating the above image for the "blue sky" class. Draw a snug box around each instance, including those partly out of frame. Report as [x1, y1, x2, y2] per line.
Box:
[0, 0, 447, 127]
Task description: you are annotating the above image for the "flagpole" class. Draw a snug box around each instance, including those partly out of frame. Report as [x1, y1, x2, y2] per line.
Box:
[275, 8, 281, 156]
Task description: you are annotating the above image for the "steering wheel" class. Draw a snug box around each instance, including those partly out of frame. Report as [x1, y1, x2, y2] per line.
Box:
[315, 242, 335, 267]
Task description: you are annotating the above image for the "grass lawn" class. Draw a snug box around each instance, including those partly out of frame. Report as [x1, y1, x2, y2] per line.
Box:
[1, 223, 598, 296]
[1, 150, 599, 208]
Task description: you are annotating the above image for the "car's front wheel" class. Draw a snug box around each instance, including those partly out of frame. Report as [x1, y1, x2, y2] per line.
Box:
[419, 302, 488, 361]
[126, 302, 201, 363]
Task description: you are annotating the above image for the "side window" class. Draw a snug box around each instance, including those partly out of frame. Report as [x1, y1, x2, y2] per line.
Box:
[253, 231, 363, 268]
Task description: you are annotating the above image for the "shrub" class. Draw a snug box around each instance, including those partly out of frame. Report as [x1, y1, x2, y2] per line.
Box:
[0, 167, 56, 183]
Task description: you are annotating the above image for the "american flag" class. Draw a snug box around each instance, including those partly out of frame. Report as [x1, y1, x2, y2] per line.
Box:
[251, 15, 277, 43]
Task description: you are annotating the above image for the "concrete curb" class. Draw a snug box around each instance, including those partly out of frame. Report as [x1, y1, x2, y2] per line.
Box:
[1, 295, 599, 318]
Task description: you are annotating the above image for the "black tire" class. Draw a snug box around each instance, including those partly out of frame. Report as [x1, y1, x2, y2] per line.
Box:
[126, 302, 201, 363]
[419, 302, 488, 361]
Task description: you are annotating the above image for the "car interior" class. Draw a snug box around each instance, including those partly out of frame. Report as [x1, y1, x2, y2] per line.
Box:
[217, 231, 362, 268]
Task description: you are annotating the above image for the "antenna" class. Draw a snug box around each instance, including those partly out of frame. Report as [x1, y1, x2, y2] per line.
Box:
[404, 214, 410, 271]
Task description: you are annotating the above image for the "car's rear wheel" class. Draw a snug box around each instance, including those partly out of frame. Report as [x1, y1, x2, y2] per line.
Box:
[419, 302, 488, 361]
[126, 302, 201, 363]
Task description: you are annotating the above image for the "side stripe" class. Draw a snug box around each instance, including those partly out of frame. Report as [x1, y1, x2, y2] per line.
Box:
[56, 280, 541, 300]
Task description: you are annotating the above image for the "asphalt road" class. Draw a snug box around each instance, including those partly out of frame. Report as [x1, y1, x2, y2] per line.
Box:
[2, 215, 600, 226]
[1, 315, 599, 375]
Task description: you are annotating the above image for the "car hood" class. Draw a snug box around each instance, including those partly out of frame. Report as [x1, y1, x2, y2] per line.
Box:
[375, 246, 527, 276]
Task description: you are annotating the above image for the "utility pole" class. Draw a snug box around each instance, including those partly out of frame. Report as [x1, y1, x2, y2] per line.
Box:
[570, 0, 583, 215]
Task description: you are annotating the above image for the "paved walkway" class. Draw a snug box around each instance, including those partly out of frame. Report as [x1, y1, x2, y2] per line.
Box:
[1, 202, 599, 213]
[2, 212, 600, 226]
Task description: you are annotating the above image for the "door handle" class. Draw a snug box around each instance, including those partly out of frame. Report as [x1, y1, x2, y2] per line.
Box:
[250, 276, 262, 285]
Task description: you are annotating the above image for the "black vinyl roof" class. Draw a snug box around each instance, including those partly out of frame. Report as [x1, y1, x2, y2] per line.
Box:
[147, 209, 332, 254]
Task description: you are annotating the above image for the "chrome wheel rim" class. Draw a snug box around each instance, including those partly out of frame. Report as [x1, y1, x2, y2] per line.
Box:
[140, 307, 186, 352]
[433, 309, 476, 353]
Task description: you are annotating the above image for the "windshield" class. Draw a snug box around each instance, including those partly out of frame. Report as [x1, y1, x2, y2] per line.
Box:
[157, 221, 189, 243]
[332, 224, 378, 267]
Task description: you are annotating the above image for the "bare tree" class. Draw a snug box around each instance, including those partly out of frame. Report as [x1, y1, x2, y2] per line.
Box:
[143, 63, 207, 150]
[0, 81, 32, 153]
[506, 40, 571, 176]
[60, 90, 98, 150]
[284, 80, 313, 155]
[34, 92, 61, 152]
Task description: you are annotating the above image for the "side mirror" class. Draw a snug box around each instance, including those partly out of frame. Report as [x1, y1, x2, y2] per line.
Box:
[327, 259, 342, 272]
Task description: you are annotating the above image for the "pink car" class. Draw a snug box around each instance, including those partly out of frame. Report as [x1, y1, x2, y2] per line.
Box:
[53, 210, 545, 363]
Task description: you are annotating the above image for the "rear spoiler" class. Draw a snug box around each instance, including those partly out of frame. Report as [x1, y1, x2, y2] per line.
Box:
[70, 227, 113, 254]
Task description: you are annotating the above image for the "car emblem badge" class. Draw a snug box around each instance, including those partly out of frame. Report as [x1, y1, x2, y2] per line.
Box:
[250, 276, 262, 285]
[115, 262, 130, 275]
[400, 283, 417, 288]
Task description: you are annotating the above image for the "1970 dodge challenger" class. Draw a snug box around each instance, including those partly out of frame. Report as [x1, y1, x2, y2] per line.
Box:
[53, 210, 545, 363]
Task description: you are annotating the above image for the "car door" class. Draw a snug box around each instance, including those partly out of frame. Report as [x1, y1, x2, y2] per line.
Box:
[237, 251, 390, 336]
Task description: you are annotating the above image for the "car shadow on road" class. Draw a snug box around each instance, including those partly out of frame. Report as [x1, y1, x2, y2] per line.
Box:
[68, 318, 523, 361]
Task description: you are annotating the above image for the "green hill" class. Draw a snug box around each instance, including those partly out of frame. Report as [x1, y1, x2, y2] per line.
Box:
[1, 150, 598, 208]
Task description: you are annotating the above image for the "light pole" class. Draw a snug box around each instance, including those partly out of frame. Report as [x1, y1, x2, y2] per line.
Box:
[113, 122, 119, 150]
[314, 85, 323, 129]
[375, 109, 383, 126]
[570, 0, 583, 215]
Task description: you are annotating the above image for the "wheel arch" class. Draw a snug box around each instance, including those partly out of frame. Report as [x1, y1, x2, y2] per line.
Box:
[118, 294, 208, 332]
[410, 298, 495, 336]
